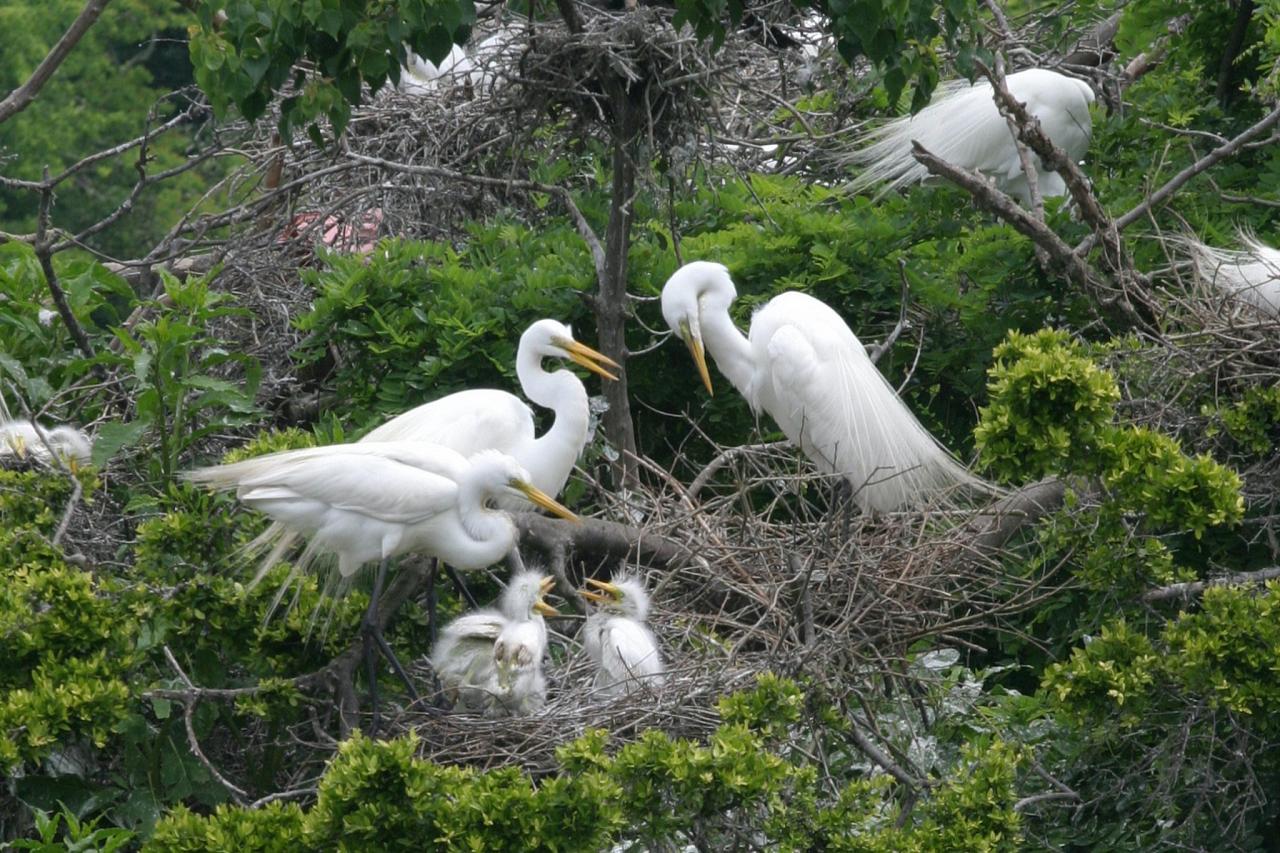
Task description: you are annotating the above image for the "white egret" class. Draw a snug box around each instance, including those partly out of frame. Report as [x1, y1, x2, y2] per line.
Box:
[398, 44, 472, 96]
[579, 575, 664, 697]
[661, 261, 995, 513]
[250, 319, 616, 614]
[0, 419, 92, 467]
[186, 445, 577, 713]
[842, 68, 1095, 205]
[432, 572, 558, 715]
[1183, 232, 1280, 318]
[362, 319, 618, 506]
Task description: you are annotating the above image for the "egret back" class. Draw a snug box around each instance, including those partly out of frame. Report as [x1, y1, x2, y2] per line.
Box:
[361, 389, 535, 456]
[843, 68, 1094, 201]
[1187, 234, 1280, 317]
[750, 292, 992, 512]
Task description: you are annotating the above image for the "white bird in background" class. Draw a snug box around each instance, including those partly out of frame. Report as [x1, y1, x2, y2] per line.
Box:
[579, 575, 664, 697]
[1183, 232, 1280, 318]
[398, 44, 472, 96]
[0, 419, 92, 467]
[661, 262, 995, 513]
[186, 445, 577, 711]
[432, 572, 558, 715]
[842, 68, 1095, 205]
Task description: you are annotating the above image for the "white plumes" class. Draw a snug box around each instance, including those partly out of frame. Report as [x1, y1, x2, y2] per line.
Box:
[581, 575, 665, 697]
[662, 261, 998, 513]
[842, 68, 1096, 205]
[186, 444, 569, 581]
[1182, 231, 1280, 318]
[431, 571, 555, 716]
[0, 419, 92, 466]
[398, 44, 472, 95]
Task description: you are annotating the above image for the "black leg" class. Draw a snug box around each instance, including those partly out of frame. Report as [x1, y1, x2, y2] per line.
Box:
[507, 546, 528, 576]
[424, 558, 440, 645]
[360, 557, 420, 731]
[446, 564, 479, 609]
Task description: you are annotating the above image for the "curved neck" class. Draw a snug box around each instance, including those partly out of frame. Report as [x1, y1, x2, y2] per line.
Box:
[457, 479, 514, 557]
[700, 296, 756, 399]
[516, 350, 590, 493]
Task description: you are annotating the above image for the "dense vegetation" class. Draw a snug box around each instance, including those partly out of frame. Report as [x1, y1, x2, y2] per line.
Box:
[2, 0, 1279, 849]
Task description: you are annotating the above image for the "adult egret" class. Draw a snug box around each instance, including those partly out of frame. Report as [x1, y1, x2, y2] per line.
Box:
[1183, 232, 1280, 318]
[579, 575, 664, 697]
[432, 572, 558, 715]
[250, 319, 616, 611]
[0, 419, 92, 467]
[186, 445, 577, 714]
[842, 68, 1095, 205]
[362, 319, 618, 506]
[661, 261, 994, 513]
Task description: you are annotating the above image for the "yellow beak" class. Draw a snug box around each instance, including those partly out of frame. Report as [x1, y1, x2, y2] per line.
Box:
[578, 588, 610, 604]
[580, 577, 622, 603]
[533, 598, 560, 617]
[679, 321, 713, 395]
[514, 481, 581, 523]
[559, 338, 621, 382]
[539, 575, 556, 594]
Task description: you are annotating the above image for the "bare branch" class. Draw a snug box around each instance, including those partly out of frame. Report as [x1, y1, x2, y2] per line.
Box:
[867, 258, 912, 365]
[0, 0, 115, 125]
[1142, 566, 1280, 604]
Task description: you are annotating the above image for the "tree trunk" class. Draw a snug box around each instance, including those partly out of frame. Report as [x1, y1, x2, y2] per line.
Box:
[596, 78, 641, 483]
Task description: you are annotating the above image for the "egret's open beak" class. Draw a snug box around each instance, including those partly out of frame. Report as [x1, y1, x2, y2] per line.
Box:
[514, 481, 581, 523]
[679, 320, 713, 396]
[558, 338, 620, 382]
[539, 575, 556, 595]
[578, 588, 609, 604]
[533, 598, 560, 617]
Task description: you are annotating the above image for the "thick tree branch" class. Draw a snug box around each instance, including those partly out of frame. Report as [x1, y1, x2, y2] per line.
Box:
[514, 512, 695, 574]
[963, 478, 1068, 556]
[1142, 566, 1280, 604]
[0, 0, 114, 125]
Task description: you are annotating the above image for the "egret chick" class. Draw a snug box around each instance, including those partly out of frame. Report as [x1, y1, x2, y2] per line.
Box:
[432, 573, 558, 715]
[579, 575, 664, 697]
[662, 261, 996, 513]
[0, 419, 92, 467]
[842, 68, 1095, 205]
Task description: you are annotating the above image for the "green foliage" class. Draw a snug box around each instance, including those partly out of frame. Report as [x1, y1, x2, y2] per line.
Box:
[99, 270, 262, 480]
[0, 1, 216, 258]
[9, 805, 135, 852]
[1100, 427, 1244, 538]
[150, 677, 1027, 851]
[190, 0, 474, 141]
[294, 232, 591, 429]
[1205, 384, 1280, 456]
[975, 329, 1120, 482]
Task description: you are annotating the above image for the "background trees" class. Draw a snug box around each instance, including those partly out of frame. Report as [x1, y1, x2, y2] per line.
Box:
[2, 0, 1279, 849]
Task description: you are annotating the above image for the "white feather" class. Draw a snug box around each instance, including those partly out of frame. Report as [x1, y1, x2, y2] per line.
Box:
[0, 419, 92, 466]
[1183, 232, 1280, 317]
[843, 68, 1095, 204]
[662, 261, 997, 513]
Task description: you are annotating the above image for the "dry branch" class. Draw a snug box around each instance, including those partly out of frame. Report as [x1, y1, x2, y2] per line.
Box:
[0, 0, 114, 125]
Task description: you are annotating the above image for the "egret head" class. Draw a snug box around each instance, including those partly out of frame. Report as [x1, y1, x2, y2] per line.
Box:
[579, 574, 651, 621]
[660, 261, 736, 395]
[501, 571, 561, 619]
[522, 319, 620, 381]
[469, 450, 580, 522]
[47, 426, 93, 466]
